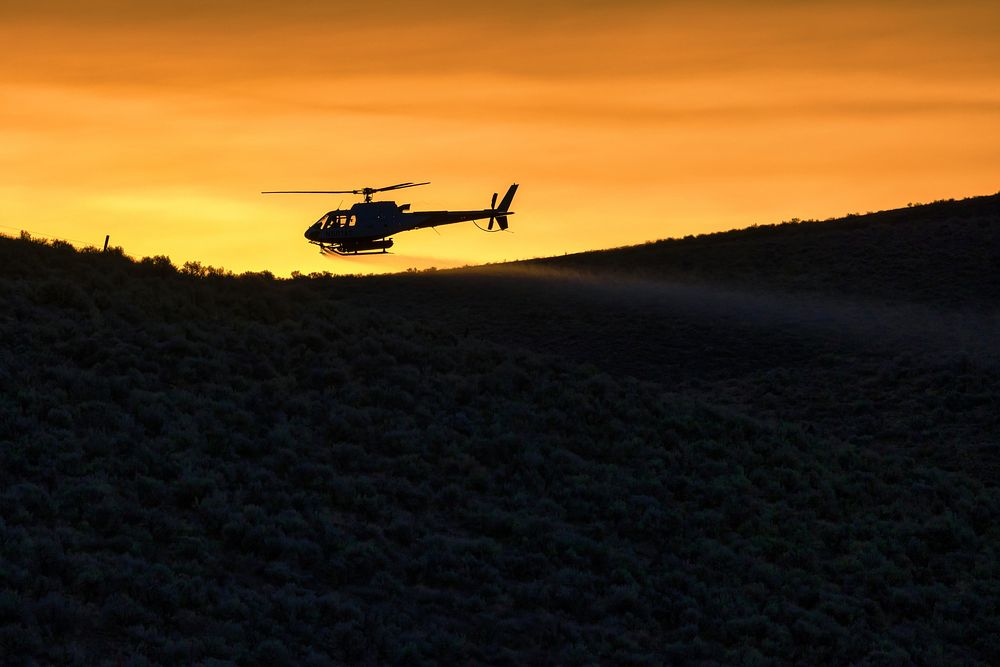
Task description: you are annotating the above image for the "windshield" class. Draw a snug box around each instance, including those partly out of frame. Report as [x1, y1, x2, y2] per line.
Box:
[316, 212, 356, 229]
[316, 211, 357, 229]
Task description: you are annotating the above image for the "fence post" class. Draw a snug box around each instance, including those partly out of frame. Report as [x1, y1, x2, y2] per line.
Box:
[103, 235, 110, 252]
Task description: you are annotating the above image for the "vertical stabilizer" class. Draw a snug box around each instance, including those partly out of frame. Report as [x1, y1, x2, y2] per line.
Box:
[497, 183, 518, 213]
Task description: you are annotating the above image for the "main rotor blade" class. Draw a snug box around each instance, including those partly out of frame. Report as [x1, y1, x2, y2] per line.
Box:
[375, 181, 430, 192]
[262, 182, 430, 195]
[261, 190, 358, 194]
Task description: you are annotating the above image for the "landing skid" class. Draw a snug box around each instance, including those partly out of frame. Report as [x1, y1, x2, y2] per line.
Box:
[325, 247, 391, 256]
[311, 241, 392, 256]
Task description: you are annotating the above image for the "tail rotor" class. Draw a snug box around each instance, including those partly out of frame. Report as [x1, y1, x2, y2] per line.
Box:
[488, 184, 517, 231]
[488, 192, 499, 230]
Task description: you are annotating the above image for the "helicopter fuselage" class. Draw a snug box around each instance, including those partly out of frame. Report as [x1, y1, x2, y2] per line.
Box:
[303, 184, 517, 254]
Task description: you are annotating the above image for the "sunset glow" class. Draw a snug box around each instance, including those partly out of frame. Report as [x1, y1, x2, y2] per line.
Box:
[3, 1, 999, 274]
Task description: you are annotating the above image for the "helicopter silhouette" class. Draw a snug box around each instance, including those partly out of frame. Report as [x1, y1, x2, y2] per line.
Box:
[262, 182, 518, 255]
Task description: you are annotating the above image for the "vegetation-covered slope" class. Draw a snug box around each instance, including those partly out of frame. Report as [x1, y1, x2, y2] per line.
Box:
[1, 199, 999, 665]
[336, 194, 1000, 483]
[528, 193, 1000, 309]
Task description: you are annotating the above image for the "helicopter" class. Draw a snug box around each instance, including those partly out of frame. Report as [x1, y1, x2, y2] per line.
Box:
[262, 182, 518, 255]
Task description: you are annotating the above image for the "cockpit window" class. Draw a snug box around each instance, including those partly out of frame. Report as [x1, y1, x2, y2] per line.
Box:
[317, 212, 354, 229]
[314, 212, 358, 229]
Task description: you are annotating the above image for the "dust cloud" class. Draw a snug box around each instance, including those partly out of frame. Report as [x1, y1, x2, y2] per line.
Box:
[459, 264, 1000, 363]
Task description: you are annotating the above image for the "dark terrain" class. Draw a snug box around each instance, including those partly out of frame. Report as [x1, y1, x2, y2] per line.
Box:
[1, 194, 999, 665]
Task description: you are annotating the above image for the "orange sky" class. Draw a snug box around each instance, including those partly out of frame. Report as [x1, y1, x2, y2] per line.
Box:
[2, 1, 999, 274]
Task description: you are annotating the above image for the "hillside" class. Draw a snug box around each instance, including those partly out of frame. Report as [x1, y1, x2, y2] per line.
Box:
[336, 194, 1000, 481]
[1, 194, 999, 665]
[528, 193, 1000, 309]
